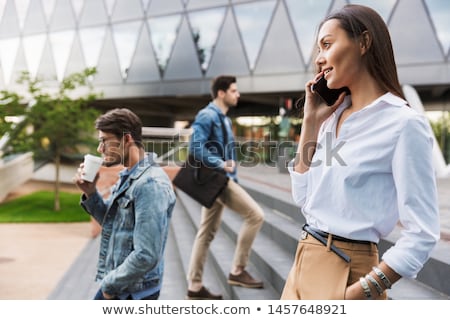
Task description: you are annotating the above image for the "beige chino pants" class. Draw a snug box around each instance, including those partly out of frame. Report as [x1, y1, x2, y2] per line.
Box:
[187, 179, 264, 282]
[281, 233, 387, 300]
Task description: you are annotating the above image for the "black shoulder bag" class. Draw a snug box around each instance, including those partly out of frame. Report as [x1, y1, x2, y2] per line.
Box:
[173, 116, 230, 208]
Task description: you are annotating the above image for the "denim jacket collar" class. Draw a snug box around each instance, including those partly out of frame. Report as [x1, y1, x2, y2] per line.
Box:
[116, 153, 156, 190]
[207, 102, 226, 118]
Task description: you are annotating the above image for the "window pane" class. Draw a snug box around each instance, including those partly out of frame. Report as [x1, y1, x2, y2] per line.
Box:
[78, 0, 108, 27]
[147, 0, 184, 16]
[141, 0, 150, 11]
[111, 0, 144, 22]
[23, 34, 46, 78]
[148, 14, 181, 72]
[22, 0, 47, 35]
[0, 0, 7, 20]
[425, 0, 450, 54]
[0, 1, 20, 37]
[71, 0, 84, 19]
[285, 0, 330, 64]
[41, 0, 56, 23]
[112, 21, 142, 78]
[49, 0, 76, 31]
[104, 0, 115, 16]
[348, 0, 396, 21]
[14, 0, 31, 30]
[234, 0, 276, 70]
[0, 38, 20, 84]
[188, 7, 226, 71]
[187, 0, 228, 10]
[79, 26, 106, 67]
[49, 30, 75, 80]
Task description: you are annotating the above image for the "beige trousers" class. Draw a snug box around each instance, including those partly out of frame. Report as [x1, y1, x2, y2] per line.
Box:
[281, 233, 387, 300]
[187, 179, 264, 282]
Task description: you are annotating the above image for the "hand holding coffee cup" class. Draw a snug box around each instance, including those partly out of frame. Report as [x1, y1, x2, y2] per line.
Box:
[82, 154, 103, 182]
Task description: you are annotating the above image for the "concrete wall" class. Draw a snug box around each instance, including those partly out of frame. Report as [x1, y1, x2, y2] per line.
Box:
[0, 152, 34, 202]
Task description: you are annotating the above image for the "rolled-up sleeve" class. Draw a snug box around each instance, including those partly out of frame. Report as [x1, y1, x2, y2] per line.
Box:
[382, 115, 440, 278]
[288, 159, 310, 207]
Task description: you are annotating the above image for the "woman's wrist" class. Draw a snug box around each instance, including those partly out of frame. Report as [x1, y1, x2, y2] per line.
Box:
[345, 280, 367, 300]
[345, 264, 398, 300]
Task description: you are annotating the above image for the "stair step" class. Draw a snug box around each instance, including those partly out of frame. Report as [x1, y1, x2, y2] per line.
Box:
[47, 172, 450, 300]
[176, 190, 279, 299]
[219, 204, 295, 295]
[240, 182, 450, 300]
[159, 223, 187, 300]
[47, 237, 100, 300]
[170, 198, 229, 299]
[388, 277, 449, 300]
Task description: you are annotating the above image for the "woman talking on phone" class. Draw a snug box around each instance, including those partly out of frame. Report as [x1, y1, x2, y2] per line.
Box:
[281, 4, 440, 300]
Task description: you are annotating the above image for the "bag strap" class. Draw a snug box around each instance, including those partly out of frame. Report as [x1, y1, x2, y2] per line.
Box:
[191, 114, 229, 184]
[218, 115, 228, 146]
[188, 112, 229, 181]
[202, 113, 229, 161]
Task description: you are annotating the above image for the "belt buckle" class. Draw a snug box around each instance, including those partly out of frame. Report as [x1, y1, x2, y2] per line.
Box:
[301, 230, 308, 240]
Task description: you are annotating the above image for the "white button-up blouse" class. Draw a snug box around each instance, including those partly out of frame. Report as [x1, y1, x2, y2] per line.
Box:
[289, 92, 440, 278]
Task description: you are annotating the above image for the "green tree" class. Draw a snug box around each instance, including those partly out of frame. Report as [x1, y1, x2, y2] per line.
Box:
[430, 114, 450, 163]
[0, 91, 25, 154]
[5, 68, 102, 211]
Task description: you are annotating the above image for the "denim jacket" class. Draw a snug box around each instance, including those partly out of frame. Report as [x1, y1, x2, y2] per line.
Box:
[189, 102, 238, 182]
[80, 154, 176, 296]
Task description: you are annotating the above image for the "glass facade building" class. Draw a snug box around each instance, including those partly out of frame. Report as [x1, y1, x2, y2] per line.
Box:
[0, 0, 449, 126]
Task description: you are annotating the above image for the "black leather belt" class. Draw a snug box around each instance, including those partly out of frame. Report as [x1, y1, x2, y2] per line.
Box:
[305, 224, 374, 246]
[302, 224, 352, 263]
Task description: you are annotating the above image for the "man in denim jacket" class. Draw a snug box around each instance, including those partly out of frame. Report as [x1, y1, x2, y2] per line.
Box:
[186, 75, 265, 300]
[74, 108, 176, 300]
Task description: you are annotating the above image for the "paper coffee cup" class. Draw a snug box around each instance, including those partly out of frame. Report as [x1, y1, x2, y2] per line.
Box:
[83, 154, 103, 182]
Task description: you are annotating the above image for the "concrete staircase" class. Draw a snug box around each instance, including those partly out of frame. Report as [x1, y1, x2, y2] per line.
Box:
[163, 181, 450, 300]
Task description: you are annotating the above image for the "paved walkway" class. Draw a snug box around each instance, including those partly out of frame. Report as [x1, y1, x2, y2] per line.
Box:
[0, 222, 91, 299]
[0, 166, 93, 300]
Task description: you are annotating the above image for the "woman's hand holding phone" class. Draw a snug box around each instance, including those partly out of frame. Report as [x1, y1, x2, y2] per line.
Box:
[312, 74, 349, 106]
[294, 74, 341, 174]
[302, 73, 345, 125]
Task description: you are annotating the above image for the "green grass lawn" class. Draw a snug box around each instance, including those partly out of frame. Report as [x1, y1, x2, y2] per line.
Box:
[0, 191, 90, 223]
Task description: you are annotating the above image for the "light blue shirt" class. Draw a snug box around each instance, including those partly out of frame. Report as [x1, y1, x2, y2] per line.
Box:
[289, 92, 440, 278]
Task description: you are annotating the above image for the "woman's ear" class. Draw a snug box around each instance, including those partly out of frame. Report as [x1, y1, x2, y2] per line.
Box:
[360, 30, 372, 55]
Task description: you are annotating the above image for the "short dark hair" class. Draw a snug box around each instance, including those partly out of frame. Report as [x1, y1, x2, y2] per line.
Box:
[210, 75, 236, 99]
[95, 108, 143, 143]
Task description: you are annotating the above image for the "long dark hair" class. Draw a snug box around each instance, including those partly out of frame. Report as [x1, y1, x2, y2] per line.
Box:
[318, 4, 405, 100]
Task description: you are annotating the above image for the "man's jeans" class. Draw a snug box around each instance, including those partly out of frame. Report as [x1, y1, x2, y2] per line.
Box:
[94, 289, 160, 300]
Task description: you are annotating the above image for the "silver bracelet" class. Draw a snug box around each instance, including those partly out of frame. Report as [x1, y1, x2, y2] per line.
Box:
[372, 266, 392, 289]
[359, 277, 372, 299]
[366, 274, 384, 295]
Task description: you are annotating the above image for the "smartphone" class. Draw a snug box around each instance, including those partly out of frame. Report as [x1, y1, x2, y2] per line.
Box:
[311, 75, 349, 106]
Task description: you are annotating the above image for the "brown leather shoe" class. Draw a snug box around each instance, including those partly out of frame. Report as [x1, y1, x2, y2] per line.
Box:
[228, 270, 264, 288]
[186, 286, 223, 300]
